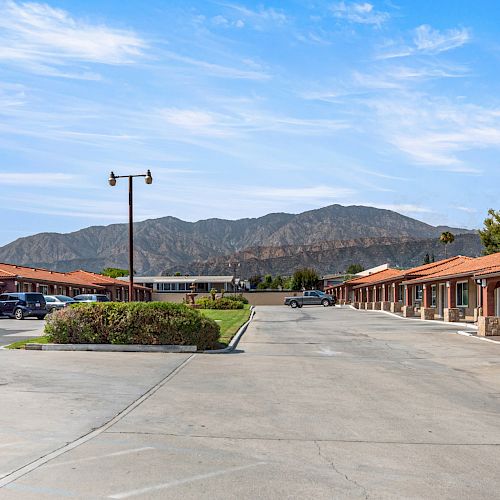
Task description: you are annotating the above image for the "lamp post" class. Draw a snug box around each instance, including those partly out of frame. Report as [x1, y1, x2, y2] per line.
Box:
[108, 170, 152, 302]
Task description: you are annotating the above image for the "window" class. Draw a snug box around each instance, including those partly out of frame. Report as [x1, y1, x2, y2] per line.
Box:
[457, 282, 469, 307]
[415, 285, 423, 301]
[398, 284, 404, 302]
[157, 283, 173, 291]
[431, 285, 437, 307]
[40, 285, 49, 295]
[178, 283, 187, 291]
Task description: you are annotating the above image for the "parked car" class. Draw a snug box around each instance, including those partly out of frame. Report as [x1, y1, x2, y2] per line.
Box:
[73, 294, 110, 303]
[0, 292, 47, 320]
[44, 295, 76, 312]
[284, 290, 336, 308]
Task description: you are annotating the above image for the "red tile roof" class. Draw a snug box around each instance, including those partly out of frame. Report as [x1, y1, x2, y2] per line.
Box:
[348, 268, 402, 287]
[474, 263, 500, 278]
[68, 270, 149, 290]
[0, 262, 104, 287]
[404, 253, 500, 283]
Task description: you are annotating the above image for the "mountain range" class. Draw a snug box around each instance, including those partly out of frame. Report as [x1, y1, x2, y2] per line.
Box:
[0, 205, 481, 276]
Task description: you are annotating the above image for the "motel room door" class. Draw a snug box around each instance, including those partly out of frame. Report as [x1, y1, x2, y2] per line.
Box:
[496, 287, 500, 317]
[438, 284, 447, 317]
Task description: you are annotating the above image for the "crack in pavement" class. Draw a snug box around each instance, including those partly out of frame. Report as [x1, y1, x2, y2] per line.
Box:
[104, 431, 500, 446]
[315, 440, 369, 499]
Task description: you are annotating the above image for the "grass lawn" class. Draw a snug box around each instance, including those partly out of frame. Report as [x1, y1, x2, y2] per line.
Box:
[5, 336, 50, 349]
[200, 305, 251, 347]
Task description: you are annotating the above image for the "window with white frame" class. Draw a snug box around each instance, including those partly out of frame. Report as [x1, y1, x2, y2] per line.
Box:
[456, 281, 469, 307]
[40, 285, 49, 295]
[415, 285, 423, 301]
[398, 284, 404, 302]
[431, 285, 437, 307]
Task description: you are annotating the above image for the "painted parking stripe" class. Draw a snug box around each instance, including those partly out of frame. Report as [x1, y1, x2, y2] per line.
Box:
[43, 447, 155, 468]
[108, 462, 266, 499]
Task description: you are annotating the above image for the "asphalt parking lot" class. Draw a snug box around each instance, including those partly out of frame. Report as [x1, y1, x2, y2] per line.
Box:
[0, 317, 45, 347]
[1, 306, 500, 499]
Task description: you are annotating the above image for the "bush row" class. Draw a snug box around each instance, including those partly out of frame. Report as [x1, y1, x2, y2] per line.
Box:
[196, 297, 244, 309]
[44, 302, 220, 350]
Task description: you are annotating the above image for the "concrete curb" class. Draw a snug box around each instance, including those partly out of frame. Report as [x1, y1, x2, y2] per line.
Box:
[347, 304, 478, 330]
[25, 344, 197, 353]
[203, 306, 256, 354]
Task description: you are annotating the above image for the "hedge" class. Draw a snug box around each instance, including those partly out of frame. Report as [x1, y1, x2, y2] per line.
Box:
[44, 302, 220, 350]
[224, 294, 249, 305]
[195, 297, 244, 310]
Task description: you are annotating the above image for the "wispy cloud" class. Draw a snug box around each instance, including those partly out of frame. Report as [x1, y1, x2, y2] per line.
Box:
[330, 2, 389, 27]
[0, 0, 147, 77]
[220, 4, 289, 30]
[413, 24, 471, 54]
[254, 185, 355, 200]
[368, 203, 433, 214]
[364, 95, 500, 172]
[377, 24, 471, 59]
[160, 50, 271, 80]
[0, 172, 81, 187]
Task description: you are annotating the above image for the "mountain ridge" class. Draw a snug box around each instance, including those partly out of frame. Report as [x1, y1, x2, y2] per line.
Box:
[0, 204, 478, 275]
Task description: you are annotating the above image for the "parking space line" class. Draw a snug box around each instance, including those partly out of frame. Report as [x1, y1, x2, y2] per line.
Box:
[108, 462, 266, 499]
[43, 447, 155, 468]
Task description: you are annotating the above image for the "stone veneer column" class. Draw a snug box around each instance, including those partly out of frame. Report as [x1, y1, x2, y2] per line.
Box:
[402, 305, 414, 317]
[444, 308, 460, 322]
[381, 301, 391, 311]
[420, 307, 435, 320]
[390, 302, 402, 313]
[478, 316, 500, 337]
[373, 301, 381, 310]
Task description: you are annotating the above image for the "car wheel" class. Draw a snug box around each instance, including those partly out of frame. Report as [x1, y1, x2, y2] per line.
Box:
[37, 315, 46, 320]
[14, 308, 25, 320]
[321, 299, 330, 307]
[290, 300, 298, 308]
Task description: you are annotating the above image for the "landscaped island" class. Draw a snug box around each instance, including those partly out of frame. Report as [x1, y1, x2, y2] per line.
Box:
[7, 299, 252, 350]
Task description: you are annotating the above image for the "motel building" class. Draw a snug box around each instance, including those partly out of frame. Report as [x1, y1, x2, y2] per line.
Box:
[128, 275, 237, 295]
[0, 263, 151, 301]
[327, 253, 500, 337]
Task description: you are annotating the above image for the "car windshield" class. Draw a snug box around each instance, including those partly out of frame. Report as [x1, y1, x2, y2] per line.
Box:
[44, 296, 56, 302]
[55, 295, 74, 302]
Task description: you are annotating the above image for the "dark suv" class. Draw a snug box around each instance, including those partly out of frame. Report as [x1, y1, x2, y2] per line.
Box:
[0, 292, 47, 320]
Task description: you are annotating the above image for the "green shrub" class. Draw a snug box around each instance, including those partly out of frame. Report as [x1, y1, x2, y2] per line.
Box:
[224, 294, 249, 304]
[44, 302, 220, 349]
[196, 297, 244, 310]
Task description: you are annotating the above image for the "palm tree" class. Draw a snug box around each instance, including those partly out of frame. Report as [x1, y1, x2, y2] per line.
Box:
[439, 231, 455, 258]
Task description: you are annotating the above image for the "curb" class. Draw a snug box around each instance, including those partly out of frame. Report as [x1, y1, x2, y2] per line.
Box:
[203, 306, 256, 354]
[25, 344, 197, 353]
[348, 304, 478, 330]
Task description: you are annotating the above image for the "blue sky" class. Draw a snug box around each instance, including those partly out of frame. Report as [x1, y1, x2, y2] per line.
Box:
[1, 0, 499, 245]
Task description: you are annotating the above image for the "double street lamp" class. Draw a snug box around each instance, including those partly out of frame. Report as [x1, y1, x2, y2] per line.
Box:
[108, 170, 153, 301]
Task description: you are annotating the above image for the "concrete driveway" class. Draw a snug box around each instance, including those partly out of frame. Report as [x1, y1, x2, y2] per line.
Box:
[1, 306, 500, 499]
[0, 317, 45, 346]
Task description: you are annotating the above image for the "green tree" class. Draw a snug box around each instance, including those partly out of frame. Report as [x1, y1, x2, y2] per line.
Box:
[439, 231, 455, 258]
[479, 209, 500, 255]
[101, 267, 129, 278]
[291, 268, 320, 291]
[345, 264, 364, 275]
[249, 275, 262, 289]
[271, 275, 284, 289]
[423, 253, 431, 265]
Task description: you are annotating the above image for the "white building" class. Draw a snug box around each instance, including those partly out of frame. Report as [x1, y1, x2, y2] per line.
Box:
[125, 275, 236, 293]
